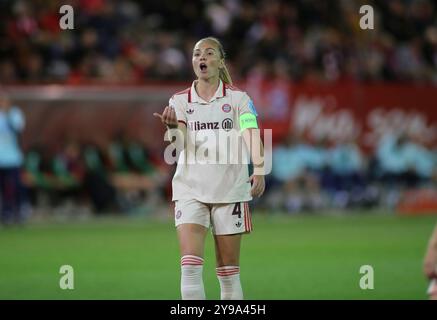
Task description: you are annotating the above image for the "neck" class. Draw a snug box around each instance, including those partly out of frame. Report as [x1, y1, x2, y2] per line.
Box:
[195, 76, 220, 102]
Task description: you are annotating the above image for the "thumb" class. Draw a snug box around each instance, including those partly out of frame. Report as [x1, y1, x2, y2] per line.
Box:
[153, 113, 163, 119]
[247, 174, 254, 183]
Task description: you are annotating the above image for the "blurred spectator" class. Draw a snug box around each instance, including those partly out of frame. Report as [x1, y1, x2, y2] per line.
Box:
[1, 0, 437, 84]
[376, 133, 422, 188]
[0, 90, 26, 225]
[22, 144, 56, 207]
[107, 131, 167, 213]
[328, 137, 365, 190]
[402, 135, 436, 184]
[82, 141, 118, 213]
[2, 0, 437, 216]
[51, 140, 86, 207]
[268, 134, 323, 213]
[324, 137, 373, 208]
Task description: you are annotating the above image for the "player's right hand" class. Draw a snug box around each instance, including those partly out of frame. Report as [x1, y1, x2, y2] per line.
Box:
[153, 106, 178, 128]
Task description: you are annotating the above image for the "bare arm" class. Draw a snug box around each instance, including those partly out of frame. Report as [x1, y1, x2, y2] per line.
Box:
[242, 128, 265, 198]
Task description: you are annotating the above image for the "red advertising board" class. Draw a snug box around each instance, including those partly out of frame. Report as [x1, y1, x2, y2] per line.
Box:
[6, 83, 437, 153]
[244, 80, 437, 151]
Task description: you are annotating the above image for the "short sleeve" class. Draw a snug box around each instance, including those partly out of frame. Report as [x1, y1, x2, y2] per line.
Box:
[238, 93, 258, 131]
[169, 96, 187, 125]
[238, 93, 258, 117]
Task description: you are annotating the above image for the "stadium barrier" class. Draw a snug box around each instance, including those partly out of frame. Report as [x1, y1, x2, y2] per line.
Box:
[398, 188, 437, 215]
[5, 82, 436, 154]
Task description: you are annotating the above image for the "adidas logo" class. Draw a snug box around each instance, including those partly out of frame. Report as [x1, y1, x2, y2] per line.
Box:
[235, 221, 242, 228]
[186, 108, 194, 114]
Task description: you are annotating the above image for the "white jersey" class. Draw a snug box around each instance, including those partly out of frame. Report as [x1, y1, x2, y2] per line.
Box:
[169, 80, 258, 203]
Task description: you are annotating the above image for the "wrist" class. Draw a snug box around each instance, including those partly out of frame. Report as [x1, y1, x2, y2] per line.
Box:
[253, 166, 265, 176]
[166, 123, 178, 129]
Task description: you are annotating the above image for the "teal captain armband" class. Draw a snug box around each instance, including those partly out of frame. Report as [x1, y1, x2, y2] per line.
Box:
[239, 113, 258, 131]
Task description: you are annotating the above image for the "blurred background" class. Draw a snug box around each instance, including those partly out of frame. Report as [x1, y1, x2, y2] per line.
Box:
[1, 0, 437, 219]
[0, 0, 436, 299]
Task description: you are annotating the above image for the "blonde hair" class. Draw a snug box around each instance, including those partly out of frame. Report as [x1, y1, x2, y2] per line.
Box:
[197, 37, 233, 85]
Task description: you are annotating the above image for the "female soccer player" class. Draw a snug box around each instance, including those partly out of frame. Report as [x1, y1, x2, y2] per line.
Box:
[154, 37, 265, 300]
[424, 223, 437, 300]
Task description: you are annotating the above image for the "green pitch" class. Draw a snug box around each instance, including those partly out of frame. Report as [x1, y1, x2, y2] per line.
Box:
[0, 211, 435, 300]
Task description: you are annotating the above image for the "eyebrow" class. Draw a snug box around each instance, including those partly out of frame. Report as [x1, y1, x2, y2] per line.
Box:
[193, 47, 216, 52]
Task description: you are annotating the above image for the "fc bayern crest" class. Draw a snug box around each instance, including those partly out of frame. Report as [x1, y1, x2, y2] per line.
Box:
[222, 104, 231, 113]
[176, 210, 182, 219]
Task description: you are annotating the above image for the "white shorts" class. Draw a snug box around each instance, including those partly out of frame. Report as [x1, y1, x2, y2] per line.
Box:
[174, 199, 253, 235]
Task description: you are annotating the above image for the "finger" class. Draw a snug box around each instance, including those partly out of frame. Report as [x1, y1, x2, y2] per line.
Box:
[166, 106, 176, 119]
[247, 174, 254, 183]
[251, 181, 260, 197]
[253, 184, 262, 198]
[162, 107, 171, 123]
[169, 108, 177, 123]
[256, 183, 262, 198]
[254, 180, 265, 198]
[165, 111, 175, 125]
[260, 179, 265, 193]
[153, 112, 163, 119]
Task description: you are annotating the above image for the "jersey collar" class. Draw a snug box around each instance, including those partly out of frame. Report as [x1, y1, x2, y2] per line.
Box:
[189, 79, 226, 104]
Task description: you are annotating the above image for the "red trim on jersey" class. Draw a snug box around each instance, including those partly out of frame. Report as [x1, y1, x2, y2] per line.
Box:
[247, 203, 251, 231]
[222, 82, 226, 97]
[174, 88, 190, 96]
[244, 202, 252, 232]
[248, 203, 252, 231]
[178, 120, 187, 126]
[172, 87, 191, 102]
[224, 83, 243, 92]
[244, 202, 249, 232]
[244, 203, 247, 231]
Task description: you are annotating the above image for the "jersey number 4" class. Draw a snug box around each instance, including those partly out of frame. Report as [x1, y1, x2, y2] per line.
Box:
[232, 203, 242, 219]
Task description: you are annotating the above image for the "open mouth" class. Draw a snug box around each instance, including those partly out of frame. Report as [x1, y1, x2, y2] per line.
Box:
[200, 63, 207, 72]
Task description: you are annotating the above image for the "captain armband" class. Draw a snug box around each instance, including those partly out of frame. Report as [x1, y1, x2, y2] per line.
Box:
[239, 113, 258, 132]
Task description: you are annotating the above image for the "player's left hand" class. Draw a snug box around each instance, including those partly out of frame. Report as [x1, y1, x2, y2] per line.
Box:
[248, 174, 265, 198]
